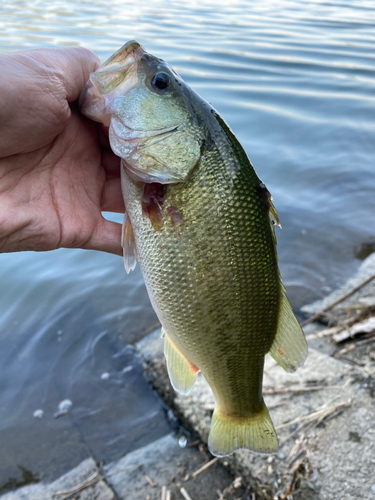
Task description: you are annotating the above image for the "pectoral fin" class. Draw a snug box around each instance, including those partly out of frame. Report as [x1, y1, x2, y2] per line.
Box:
[163, 329, 199, 395]
[121, 212, 138, 273]
[269, 288, 308, 372]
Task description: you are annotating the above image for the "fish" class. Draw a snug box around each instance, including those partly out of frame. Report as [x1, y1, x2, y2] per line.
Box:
[79, 40, 308, 457]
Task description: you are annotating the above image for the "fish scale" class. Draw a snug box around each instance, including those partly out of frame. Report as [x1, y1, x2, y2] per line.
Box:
[80, 40, 308, 457]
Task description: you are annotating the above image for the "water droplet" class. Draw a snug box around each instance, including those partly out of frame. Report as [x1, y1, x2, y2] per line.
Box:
[178, 436, 187, 448]
[54, 399, 73, 418]
[101, 372, 110, 380]
[57, 330, 63, 335]
[33, 409, 43, 419]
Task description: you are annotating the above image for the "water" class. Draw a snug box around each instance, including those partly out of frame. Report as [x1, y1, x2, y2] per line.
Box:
[1, 0, 375, 490]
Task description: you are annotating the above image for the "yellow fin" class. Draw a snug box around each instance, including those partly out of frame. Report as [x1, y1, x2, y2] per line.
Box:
[208, 402, 278, 457]
[269, 288, 308, 373]
[121, 212, 138, 274]
[163, 330, 199, 395]
[269, 199, 281, 228]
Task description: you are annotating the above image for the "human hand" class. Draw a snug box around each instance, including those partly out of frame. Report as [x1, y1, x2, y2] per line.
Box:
[0, 47, 124, 255]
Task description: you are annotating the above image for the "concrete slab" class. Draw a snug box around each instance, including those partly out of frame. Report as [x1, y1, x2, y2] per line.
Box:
[138, 330, 375, 500]
[0, 458, 115, 500]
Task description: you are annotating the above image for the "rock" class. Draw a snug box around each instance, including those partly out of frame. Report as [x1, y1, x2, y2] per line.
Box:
[137, 330, 375, 500]
[1, 459, 115, 500]
[104, 433, 248, 500]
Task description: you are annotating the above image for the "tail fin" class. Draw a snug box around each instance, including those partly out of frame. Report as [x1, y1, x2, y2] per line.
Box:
[208, 402, 278, 457]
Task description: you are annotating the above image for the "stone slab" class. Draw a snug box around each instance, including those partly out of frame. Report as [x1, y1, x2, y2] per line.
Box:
[104, 433, 248, 500]
[1, 458, 115, 500]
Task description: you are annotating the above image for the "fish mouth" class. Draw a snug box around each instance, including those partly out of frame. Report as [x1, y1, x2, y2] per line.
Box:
[110, 116, 179, 142]
[79, 41, 146, 126]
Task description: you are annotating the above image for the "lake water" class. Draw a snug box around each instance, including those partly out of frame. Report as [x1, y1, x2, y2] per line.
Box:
[1, 0, 375, 491]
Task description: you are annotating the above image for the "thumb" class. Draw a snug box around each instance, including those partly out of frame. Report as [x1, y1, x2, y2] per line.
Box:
[25, 46, 101, 103]
[55, 47, 101, 103]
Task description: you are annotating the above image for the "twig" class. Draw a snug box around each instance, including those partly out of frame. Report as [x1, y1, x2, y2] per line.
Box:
[180, 487, 193, 500]
[364, 365, 375, 376]
[52, 470, 101, 499]
[162, 485, 167, 500]
[52, 464, 142, 499]
[301, 272, 375, 327]
[276, 399, 351, 431]
[219, 477, 242, 498]
[192, 457, 219, 478]
[187, 439, 201, 448]
[338, 355, 365, 366]
[105, 463, 143, 479]
[278, 398, 351, 448]
[145, 474, 157, 487]
[336, 344, 356, 356]
[170, 466, 186, 483]
[263, 385, 325, 395]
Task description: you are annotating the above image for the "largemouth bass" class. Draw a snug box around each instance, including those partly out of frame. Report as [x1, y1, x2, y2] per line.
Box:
[80, 41, 308, 457]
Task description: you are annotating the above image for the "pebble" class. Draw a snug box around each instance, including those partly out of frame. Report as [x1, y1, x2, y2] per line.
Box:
[178, 436, 187, 448]
[54, 399, 73, 418]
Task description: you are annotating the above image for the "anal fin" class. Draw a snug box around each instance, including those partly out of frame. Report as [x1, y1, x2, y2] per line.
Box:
[163, 328, 199, 395]
[269, 288, 308, 372]
[121, 212, 138, 274]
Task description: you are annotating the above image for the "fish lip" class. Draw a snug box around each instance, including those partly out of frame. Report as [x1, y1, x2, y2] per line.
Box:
[111, 118, 180, 142]
[79, 41, 146, 124]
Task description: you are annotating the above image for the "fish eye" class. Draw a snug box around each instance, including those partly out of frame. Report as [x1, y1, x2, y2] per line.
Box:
[151, 72, 171, 91]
